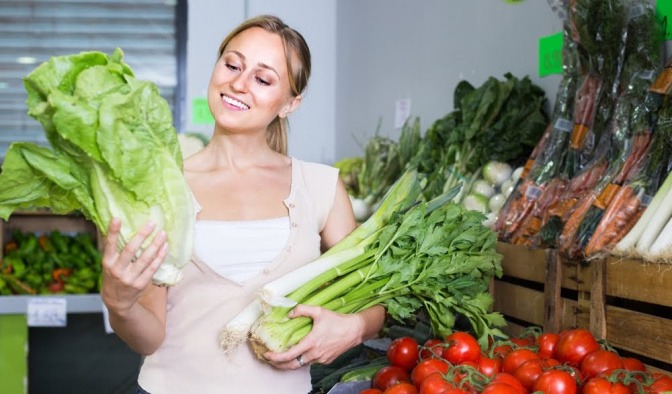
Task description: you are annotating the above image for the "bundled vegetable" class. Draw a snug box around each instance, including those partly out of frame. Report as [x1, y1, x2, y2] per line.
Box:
[494, 22, 579, 241]
[497, 0, 663, 252]
[611, 93, 672, 261]
[338, 117, 423, 221]
[221, 169, 506, 358]
[437, 74, 547, 202]
[0, 49, 195, 285]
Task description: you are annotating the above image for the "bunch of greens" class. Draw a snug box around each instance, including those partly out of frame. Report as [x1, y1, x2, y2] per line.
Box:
[413, 74, 547, 201]
[226, 169, 505, 358]
[0, 49, 194, 286]
[356, 118, 422, 204]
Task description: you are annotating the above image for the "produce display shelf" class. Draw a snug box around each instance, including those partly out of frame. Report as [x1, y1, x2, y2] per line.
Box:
[492, 242, 672, 374]
[0, 294, 103, 315]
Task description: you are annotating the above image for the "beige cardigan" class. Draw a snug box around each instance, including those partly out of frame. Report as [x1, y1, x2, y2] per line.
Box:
[138, 158, 338, 393]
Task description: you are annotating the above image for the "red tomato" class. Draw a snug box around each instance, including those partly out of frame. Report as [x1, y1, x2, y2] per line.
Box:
[481, 382, 523, 394]
[478, 355, 502, 378]
[490, 372, 527, 394]
[646, 373, 672, 393]
[582, 376, 629, 394]
[418, 373, 455, 394]
[580, 350, 624, 380]
[535, 332, 560, 359]
[510, 337, 534, 347]
[502, 348, 539, 375]
[420, 339, 446, 360]
[361, 390, 384, 394]
[388, 337, 420, 371]
[620, 357, 646, 372]
[442, 332, 481, 365]
[554, 329, 600, 366]
[385, 382, 419, 394]
[373, 365, 412, 391]
[532, 369, 577, 394]
[411, 359, 450, 388]
[513, 358, 560, 392]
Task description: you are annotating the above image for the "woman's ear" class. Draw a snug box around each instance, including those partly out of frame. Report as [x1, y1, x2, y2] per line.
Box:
[279, 95, 302, 119]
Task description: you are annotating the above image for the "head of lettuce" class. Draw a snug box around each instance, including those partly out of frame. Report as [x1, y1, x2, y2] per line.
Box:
[0, 48, 195, 286]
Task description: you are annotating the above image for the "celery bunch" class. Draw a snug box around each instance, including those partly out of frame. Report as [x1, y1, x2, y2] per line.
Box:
[236, 169, 505, 358]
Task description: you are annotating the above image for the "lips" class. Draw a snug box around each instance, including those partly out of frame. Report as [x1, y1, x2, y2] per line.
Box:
[221, 94, 250, 110]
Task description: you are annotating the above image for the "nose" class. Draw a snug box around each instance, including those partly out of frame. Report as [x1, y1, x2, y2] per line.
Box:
[230, 72, 249, 93]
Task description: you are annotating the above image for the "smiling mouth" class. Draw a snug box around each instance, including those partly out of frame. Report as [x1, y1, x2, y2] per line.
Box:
[221, 94, 250, 110]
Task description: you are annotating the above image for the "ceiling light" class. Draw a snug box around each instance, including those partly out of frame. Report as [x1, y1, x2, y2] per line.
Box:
[16, 56, 37, 65]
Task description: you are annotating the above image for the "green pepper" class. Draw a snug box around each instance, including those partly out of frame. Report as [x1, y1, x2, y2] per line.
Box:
[49, 231, 70, 254]
[5, 256, 26, 278]
[63, 283, 87, 294]
[17, 235, 37, 257]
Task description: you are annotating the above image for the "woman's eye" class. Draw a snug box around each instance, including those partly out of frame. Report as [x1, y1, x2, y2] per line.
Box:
[226, 63, 240, 71]
[256, 77, 270, 86]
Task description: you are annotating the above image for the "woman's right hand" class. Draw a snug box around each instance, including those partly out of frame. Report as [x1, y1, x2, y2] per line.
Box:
[100, 218, 169, 316]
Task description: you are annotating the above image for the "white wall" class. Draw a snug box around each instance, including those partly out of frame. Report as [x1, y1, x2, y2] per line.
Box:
[185, 0, 338, 164]
[335, 0, 563, 159]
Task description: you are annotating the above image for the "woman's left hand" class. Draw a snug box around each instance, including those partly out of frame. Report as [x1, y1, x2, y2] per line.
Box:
[264, 304, 365, 370]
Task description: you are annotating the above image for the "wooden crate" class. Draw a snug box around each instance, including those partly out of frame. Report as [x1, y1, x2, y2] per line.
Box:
[492, 242, 672, 372]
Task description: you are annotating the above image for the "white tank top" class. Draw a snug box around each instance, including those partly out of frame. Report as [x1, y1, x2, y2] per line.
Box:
[193, 217, 290, 283]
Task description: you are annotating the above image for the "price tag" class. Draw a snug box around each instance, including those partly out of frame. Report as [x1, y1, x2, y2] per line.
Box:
[191, 97, 215, 125]
[27, 298, 67, 327]
[539, 32, 563, 77]
[657, 0, 672, 41]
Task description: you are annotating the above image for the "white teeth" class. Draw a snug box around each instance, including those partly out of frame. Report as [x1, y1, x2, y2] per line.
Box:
[222, 95, 249, 110]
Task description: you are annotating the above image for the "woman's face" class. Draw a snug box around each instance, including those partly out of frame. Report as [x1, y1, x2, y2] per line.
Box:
[207, 27, 300, 135]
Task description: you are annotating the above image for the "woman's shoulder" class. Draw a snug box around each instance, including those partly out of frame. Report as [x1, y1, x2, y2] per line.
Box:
[292, 157, 338, 177]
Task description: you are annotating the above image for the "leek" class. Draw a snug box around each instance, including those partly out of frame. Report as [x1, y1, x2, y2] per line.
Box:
[242, 177, 505, 358]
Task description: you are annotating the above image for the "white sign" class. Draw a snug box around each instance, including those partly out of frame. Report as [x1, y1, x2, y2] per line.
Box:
[27, 298, 67, 327]
[394, 98, 412, 129]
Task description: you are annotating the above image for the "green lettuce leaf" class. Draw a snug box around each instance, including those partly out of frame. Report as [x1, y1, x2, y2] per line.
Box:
[0, 48, 194, 285]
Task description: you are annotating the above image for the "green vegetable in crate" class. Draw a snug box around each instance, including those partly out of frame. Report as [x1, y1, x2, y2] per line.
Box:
[0, 48, 194, 286]
[1, 230, 102, 294]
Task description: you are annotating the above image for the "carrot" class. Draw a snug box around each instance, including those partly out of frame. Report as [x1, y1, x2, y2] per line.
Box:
[584, 185, 642, 257]
[494, 180, 542, 241]
[510, 178, 567, 245]
[558, 190, 598, 257]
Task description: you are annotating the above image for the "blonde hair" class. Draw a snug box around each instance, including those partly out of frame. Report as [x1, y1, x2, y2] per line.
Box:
[217, 15, 311, 155]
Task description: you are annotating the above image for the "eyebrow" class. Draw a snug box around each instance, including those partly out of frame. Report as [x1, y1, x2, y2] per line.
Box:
[225, 50, 280, 78]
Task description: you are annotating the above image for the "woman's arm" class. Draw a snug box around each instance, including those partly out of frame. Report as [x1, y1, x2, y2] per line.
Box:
[265, 177, 387, 369]
[100, 219, 169, 355]
[319, 178, 357, 251]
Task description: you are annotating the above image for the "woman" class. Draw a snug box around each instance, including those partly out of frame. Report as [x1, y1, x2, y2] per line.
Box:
[100, 14, 386, 393]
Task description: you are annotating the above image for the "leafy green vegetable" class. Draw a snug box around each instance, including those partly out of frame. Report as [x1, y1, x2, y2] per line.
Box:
[246, 170, 505, 356]
[414, 74, 547, 201]
[0, 48, 194, 286]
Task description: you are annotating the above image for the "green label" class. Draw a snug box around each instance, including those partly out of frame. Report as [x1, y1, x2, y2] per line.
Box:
[539, 32, 563, 77]
[657, 0, 672, 41]
[192, 97, 214, 125]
